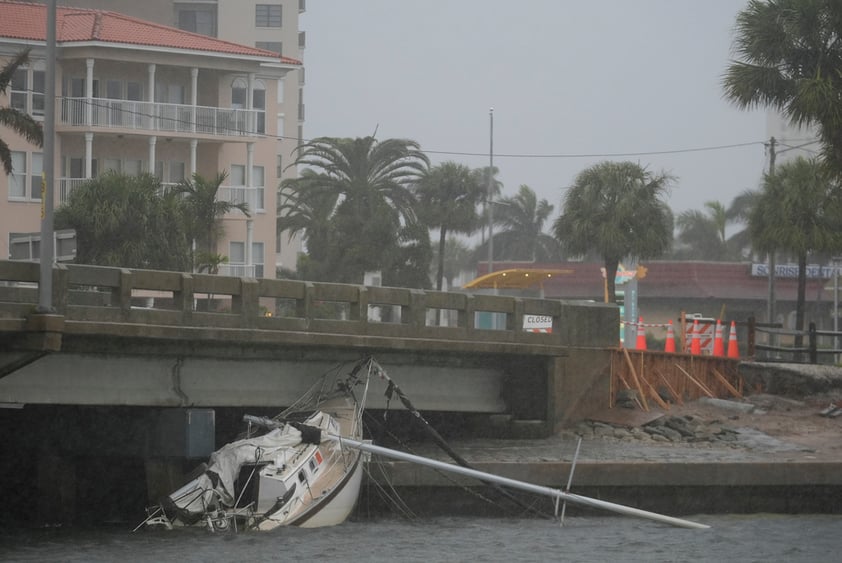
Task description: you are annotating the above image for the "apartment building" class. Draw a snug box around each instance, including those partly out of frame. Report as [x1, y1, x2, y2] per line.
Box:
[1, 1, 304, 276]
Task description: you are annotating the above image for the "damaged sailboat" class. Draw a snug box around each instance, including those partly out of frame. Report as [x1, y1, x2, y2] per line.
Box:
[139, 359, 372, 532]
[139, 356, 708, 532]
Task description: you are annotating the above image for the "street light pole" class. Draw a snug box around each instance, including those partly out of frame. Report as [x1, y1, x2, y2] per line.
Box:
[37, 0, 57, 313]
[487, 107, 494, 275]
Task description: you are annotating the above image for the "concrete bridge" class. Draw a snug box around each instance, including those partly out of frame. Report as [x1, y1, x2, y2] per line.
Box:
[0, 260, 618, 432]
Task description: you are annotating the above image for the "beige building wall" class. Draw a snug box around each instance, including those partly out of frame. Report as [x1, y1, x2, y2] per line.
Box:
[1, 12, 296, 276]
[18, 0, 306, 275]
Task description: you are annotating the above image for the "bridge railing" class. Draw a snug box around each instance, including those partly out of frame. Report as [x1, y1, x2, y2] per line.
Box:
[0, 260, 617, 347]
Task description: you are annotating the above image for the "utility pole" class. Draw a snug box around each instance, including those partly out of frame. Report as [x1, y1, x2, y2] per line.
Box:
[487, 107, 494, 275]
[766, 136, 776, 327]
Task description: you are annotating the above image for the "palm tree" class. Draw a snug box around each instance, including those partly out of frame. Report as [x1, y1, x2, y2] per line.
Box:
[174, 171, 250, 271]
[435, 237, 474, 290]
[553, 161, 674, 304]
[283, 136, 429, 282]
[0, 49, 43, 173]
[674, 201, 731, 260]
[415, 161, 483, 290]
[472, 165, 503, 246]
[490, 184, 563, 262]
[723, 0, 842, 173]
[749, 156, 842, 348]
[278, 169, 339, 267]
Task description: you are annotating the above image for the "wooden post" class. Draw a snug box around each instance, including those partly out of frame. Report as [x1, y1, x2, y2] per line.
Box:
[809, 322, 817, 364]
[623, 348, 649, 411]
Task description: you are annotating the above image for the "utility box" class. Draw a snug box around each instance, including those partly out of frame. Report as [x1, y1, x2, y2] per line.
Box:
[151, 408, 215, 459]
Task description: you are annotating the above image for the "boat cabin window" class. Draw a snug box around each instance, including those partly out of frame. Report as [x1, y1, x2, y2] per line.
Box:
[298, 470, 306, 483]
[308, 459, 318, 473]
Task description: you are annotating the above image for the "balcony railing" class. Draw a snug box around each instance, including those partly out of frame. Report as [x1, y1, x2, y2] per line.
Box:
[59, 98, 264, 137]
[219, 185, 264, 213]
[58, 177, 88, 204]
[217, 264, 257, 278]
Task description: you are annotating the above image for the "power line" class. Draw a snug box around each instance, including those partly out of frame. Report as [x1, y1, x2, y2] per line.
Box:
[31, 96, 777, 161]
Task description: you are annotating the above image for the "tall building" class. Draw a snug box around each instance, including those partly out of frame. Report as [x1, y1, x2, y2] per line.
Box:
[1, 0, 306, 275]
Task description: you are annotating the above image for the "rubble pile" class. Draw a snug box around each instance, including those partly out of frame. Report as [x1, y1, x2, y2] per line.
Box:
[574, 414, 741, 445]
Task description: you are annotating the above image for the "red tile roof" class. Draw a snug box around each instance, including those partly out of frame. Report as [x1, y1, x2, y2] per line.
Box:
[478, 260, 828, 302]
[0, 1, 301, 64]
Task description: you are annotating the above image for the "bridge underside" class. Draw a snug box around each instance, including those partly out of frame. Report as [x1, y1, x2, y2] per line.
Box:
[0, 351, 512, 412]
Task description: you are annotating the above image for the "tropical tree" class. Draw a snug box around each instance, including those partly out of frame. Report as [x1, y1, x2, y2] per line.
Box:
[434, 237, 474, 290]
[749, 157, 842, 348]
[553, 161, 674, 303]
[173, 172, 250, 272]
[0, 49, 43, 173]
[723, 0, 842, 174]
[490, 184, 563, 262]
[414, 161, 484, 290]
[54, 172, 190, 270]
[674, 201, 731, 260]
[473, 165, 504, 248]
[282, 136, 429, 283]
[278, 169, 340, 276]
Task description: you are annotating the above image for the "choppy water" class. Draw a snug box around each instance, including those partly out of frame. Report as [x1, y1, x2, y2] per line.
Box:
[1, 515, 839, 563]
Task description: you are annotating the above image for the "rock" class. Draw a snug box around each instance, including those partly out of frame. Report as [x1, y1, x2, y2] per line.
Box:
[698, 397, 756, 414]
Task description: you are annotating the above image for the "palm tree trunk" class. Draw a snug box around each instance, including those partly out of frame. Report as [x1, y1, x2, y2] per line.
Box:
[604, 257, 619, 305]
[436, 227, 447, 291]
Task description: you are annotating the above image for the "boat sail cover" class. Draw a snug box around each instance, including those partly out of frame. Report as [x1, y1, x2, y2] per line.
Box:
[167, 422, 309, 518]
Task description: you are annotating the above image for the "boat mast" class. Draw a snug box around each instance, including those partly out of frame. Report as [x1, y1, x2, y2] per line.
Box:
[330, 436, 709, 530]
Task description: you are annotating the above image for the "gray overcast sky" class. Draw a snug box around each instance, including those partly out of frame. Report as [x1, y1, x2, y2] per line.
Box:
[300, 0, 771, 217]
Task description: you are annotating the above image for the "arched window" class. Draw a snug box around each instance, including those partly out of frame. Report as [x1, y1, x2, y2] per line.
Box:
[231, 78, 266, 133]
[231, 77, 247, 109]
[253, 79, 266, 133]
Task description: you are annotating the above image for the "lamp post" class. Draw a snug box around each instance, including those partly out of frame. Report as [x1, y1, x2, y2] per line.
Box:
[487, 107, 494, 275]
[37, 0, 57, 313]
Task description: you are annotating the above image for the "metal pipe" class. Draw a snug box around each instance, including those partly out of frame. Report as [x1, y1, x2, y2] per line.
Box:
[330, 435, 709, 530]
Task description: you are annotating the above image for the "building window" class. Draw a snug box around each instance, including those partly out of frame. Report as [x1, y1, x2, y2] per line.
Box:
[253, 165, 265, 211]
[230, 164, 245, 187]
[256, 41, 282, 55]
[231, 78, 247, 109]
[254, 80, 266, 134]
[177, 8, 217, 36]
[29, 153, 43, 200]
[256, 4, 282, 27]
[276, 114, 285, 138]
[253, 242, 265, 278]
[276, 78, 285, 104]
[8, 151, 26, 199]
[10, 66, 45, 117]
[6, 151, 43, 201]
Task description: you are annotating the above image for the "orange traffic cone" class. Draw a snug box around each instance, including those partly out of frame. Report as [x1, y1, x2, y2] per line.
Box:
[690, 319, 701, 355]
[727, 321, 739, 359]
[713, 320, 724, 357]
[635, 317, 647, 350]
[664, 320, 676, 353]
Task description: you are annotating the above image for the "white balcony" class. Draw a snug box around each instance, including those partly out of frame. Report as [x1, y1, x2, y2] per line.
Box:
[59, 98, 265, 137]
[58, 177, 89, 204]
[219, 185, 265, 213]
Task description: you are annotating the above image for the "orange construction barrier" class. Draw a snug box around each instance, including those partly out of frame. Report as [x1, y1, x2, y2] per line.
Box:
[690, 319, 701, 355]
[727, 321, 739, 359]
[635, 317, 647, 350]
[664, 320, 676, 353]
[712, 320, 724, 357]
